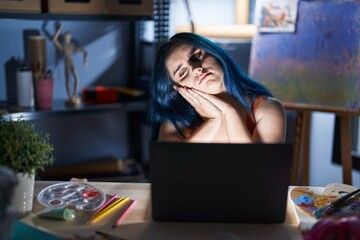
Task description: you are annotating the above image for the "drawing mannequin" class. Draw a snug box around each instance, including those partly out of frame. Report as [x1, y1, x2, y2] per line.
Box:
[53, 24, 88, 106]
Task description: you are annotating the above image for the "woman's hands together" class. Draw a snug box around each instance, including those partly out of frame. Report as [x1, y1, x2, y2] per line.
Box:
[176, 86, 231, 120]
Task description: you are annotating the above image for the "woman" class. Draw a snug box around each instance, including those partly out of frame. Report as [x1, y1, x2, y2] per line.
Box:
[148, 32, 286, 143]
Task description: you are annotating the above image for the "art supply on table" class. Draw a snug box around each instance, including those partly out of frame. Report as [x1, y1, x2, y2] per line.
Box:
[37, 182, 106, 211]
[112, 199, 137, 228]
[87, 197, 129, 224]
[313, 188, 360, 219]
[290, 187, 335, 214]
[87, 193, 118, 220]
[37, 207, 75, 221]
[95, 230, 126, 240]
[290, 185, 360, 221]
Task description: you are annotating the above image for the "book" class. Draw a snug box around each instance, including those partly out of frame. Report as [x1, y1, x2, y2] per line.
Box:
[10, 221, 62, 240]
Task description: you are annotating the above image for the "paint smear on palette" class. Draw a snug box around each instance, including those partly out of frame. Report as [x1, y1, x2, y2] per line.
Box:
[322, 196, 360, 218]
[290, 187, 338, 216]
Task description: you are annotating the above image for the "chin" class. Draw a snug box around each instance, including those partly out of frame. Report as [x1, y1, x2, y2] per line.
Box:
[203, 83, 225, 95]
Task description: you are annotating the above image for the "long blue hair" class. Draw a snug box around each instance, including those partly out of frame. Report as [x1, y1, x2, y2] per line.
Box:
[148, 32, 272, 139]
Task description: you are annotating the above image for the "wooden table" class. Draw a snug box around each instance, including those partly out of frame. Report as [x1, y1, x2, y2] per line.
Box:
[19, 181, 304, 240]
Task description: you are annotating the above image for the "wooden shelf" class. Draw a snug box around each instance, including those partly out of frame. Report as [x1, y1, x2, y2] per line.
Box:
[1, 99, 148, 121]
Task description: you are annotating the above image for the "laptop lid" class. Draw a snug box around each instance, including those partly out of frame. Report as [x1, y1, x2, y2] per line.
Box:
[150, 142, 293, 223]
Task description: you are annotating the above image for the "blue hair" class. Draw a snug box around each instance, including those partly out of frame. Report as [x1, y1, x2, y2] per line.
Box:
[148, 32, 272, 139]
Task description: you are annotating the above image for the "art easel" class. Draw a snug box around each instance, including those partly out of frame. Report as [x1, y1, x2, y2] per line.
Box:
[284, 102, 360, 186]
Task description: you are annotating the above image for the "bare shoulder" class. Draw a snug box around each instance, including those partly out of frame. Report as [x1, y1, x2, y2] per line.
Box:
[255, 96, 285, 120]
[158, 121, 189, 141]
[258, 96, 284, 111]
[253, 97, 286, 142]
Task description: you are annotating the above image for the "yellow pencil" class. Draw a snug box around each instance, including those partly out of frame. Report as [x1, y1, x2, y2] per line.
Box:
[87, 197, 129, 224]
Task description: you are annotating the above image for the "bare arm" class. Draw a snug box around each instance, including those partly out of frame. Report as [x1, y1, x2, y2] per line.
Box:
[76, 46, 88, 66]
[158, 118, 223, 142]
[158, 87, 224, 142]
[223, 97, 286, 143]
[251, 97, 286, 143]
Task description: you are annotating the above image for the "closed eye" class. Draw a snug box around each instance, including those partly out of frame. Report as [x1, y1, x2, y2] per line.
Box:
[179, 68, 188, 80]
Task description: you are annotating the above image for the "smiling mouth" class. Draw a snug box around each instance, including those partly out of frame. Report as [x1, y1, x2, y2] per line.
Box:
[198, 72, 211, 84]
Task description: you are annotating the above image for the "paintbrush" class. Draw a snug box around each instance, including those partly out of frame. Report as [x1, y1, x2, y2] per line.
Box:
[313, 188, 360, 219]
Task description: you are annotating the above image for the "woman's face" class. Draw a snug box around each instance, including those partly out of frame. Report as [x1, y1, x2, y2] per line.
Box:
[165, 44, 226, 94]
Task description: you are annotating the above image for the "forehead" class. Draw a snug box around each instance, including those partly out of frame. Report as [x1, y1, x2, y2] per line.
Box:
[166, 44, 194, 65]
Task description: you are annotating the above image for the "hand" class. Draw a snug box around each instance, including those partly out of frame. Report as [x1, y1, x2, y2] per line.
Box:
[176, 86, 223, 120]
[190, 88, 233, 115]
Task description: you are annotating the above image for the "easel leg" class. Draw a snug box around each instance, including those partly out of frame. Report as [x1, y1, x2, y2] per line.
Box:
[291, 111, 302, 185]
[300, 112, 311, 186]
[292, 111, 311, 186]
[340, 115, 352, 185]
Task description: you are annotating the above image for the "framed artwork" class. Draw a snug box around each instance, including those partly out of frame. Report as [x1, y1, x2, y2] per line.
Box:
[254, 0, 299, 33]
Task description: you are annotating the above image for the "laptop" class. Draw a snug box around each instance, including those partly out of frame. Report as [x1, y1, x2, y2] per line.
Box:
[150, 142, 293, 223]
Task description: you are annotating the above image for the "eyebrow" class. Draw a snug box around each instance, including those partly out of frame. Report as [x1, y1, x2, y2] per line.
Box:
[172, 47, 198, 77]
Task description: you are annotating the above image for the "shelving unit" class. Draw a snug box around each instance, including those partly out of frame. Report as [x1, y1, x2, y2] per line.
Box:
[0, 1, 157, 181]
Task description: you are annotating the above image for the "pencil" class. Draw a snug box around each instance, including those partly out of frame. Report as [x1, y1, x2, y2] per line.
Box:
[112, 199, 137, 228]
[87, 197, 129, 224]
[88, 193, 118, 220]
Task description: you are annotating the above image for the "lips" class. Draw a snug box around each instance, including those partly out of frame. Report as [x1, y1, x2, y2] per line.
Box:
[198, 72, 211, 84]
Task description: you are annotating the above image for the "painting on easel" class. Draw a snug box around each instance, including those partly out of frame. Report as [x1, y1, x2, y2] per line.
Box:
[249, 0, 360, 110]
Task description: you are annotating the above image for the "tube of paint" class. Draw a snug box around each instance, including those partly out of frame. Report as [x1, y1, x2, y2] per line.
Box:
[37, 208, 75, 221]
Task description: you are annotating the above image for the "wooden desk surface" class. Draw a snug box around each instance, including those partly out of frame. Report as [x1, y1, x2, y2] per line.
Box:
[20, 181, 303, 240]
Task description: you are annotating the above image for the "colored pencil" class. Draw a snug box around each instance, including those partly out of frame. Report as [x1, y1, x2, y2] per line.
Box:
[112, 199, 137, 228]
[87, 197, 128, 224]
[88, 193, 118, 220]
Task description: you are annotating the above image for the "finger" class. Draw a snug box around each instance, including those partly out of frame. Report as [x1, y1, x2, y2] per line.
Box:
[179, 88, 214, 115]
[178, 87, 200, 107]
[184, 88, 212, 106]
[190, 88, 231, 114]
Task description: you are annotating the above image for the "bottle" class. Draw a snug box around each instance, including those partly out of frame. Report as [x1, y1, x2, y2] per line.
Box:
[16, 65, 34, 108]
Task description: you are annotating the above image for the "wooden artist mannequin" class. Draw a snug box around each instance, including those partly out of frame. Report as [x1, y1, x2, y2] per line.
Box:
[53, 24, 88, 106]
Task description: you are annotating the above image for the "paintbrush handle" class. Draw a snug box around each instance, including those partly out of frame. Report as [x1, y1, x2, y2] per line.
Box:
[313, 188, 360, 219]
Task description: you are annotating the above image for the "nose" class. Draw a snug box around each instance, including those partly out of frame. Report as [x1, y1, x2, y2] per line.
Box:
[193, 67, 203, 76]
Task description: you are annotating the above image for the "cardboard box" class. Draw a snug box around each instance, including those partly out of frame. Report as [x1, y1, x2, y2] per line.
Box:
[47, 0, 106, 14]
[0, 0, 41, 13]
[106, 0, 153, 16]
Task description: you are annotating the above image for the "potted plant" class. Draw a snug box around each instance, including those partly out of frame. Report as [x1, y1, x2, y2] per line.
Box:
[0, 115, 54, 216]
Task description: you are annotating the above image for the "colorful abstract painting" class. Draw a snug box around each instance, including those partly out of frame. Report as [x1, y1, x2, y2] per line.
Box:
[249, 0, 360, 110]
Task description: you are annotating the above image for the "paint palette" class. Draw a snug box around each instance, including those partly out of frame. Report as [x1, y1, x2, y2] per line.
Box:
[37, 182, 106, 211]
[290, 186, 337, 216]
